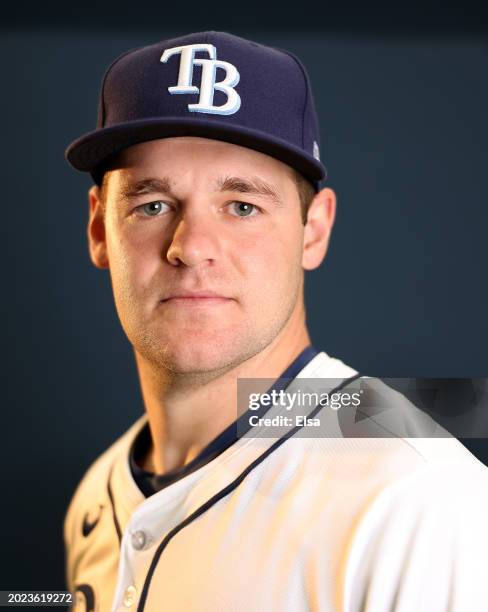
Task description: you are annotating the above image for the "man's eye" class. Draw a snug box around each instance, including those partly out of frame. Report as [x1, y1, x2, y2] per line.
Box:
[227, 201, 260, 218]
[136, 201, 171, 216]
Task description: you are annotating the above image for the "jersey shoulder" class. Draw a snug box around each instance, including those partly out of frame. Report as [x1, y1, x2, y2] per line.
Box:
[63, 414, 146, 556]
[341, 454, 488, 612]
[299, 350, 486, 473]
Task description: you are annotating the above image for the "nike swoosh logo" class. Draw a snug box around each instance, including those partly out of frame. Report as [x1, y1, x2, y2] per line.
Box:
[82, 504, 104, 537]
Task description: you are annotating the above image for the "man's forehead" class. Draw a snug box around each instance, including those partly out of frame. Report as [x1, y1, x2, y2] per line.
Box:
[105, 137, 297, 192]
[118, 136, 290, 169]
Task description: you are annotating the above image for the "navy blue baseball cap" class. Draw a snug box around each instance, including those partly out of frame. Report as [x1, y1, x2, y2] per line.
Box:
[65, 31, 327, 190]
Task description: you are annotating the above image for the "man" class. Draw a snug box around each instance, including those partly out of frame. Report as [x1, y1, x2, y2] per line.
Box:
[64, 31, 488, 611]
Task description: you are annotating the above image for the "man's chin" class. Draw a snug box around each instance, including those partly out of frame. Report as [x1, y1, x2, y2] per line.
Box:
[140, 336, 251, 376]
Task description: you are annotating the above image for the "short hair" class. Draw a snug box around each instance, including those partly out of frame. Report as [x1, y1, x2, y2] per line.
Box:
[96, 161, 316, 224]
[292, 169, 317, 224]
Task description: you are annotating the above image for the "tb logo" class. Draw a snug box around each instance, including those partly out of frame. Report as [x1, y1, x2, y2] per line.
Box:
[160, 44, 241, 115]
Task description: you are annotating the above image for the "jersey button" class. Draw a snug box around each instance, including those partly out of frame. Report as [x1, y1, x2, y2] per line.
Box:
[131, 530, 147, 550]
[123, 585, 137, 608]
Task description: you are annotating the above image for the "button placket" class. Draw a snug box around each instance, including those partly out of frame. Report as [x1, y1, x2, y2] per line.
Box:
[123, 585, 137, 608]
[131, 530, 147, 551]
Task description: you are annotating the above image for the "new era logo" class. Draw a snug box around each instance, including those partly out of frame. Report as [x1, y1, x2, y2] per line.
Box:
[313, 141, 320, 161]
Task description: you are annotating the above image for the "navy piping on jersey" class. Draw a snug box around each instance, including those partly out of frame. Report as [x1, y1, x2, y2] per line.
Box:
[136, 372, 362, 611]
[107, 464, 122, 544]
[73, 585, 95, 612]
[129, 345, 319, 498]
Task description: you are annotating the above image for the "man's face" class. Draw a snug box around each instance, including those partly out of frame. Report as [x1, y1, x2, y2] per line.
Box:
[89, 137, 325, 375]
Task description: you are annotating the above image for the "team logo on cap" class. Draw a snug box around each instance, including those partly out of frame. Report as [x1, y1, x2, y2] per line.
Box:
[160, 44, 241, 116]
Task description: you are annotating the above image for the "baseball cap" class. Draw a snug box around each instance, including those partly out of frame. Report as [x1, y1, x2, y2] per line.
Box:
[65, 31, 327, 190]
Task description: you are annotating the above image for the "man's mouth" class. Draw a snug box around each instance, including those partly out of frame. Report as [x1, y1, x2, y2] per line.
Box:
[161, 290, 233, 306]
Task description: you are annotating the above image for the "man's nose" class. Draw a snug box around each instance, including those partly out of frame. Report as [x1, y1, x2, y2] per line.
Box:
[166, 214, 220, 267]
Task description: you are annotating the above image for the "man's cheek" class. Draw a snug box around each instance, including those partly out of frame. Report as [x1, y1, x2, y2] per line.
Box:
[112, 239, 153, 276]
[246, 260, 290, 305]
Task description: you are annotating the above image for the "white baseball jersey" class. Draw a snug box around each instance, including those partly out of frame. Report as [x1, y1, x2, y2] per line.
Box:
[64, 350, 488, 611]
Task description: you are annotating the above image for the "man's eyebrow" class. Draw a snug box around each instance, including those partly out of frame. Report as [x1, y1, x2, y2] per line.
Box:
[119, 177, 173, 199]
[118, 175, 283, 206]
[216, 175, 283, 206]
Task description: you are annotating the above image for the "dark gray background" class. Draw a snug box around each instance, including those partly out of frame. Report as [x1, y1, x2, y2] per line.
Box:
[1, 8, 487, 594]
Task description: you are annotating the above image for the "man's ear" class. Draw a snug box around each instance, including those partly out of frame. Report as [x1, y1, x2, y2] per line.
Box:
[302, 187, 337, 271]
[87, 185, 109, 269]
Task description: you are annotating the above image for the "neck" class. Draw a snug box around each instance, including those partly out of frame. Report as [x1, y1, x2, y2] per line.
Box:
[134, 300, 312, 475]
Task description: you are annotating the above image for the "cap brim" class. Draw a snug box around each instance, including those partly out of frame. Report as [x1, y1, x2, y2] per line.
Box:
[65, 117, 326, 188]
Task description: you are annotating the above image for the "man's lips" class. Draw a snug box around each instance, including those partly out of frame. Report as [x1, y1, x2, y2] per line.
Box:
[160, 291, 233, 305]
